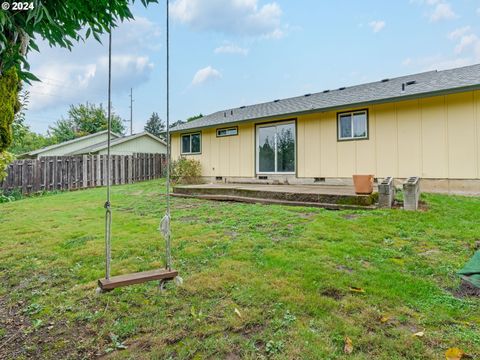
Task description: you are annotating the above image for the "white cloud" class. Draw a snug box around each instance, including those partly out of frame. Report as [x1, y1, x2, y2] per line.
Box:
[214, 43, 249, 55]
[430, 3, 457, 22]
[448, 26, 471, 39]
[368, 20, 386, 33]
[27, 16, 159, 112]
[402, 26, 480, 71]
[170, 0, 283, 38]
[454, 34, 478, 54]
[191, 66, 222, 86]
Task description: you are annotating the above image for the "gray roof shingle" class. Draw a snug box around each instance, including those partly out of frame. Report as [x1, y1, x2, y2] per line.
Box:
[171, 64, 480, 133]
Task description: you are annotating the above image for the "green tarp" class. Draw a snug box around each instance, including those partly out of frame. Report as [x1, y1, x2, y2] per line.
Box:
[458, 250, 480, 288]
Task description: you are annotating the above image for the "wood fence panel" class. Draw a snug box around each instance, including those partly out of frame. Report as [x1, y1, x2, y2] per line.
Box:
[0, 154, 166, 196]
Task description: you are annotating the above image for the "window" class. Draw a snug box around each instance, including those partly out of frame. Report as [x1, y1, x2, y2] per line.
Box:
[256, 121, 296, 174]
[337, 110, 368, 140]
[181, 132, 201, 154]
[216, 127, 238, 137]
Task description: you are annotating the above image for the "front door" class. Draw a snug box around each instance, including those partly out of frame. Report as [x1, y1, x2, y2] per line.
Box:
[256, 121, 296, 175]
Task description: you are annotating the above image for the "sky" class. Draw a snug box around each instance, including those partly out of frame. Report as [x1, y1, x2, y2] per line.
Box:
[25, 0, 480, 134]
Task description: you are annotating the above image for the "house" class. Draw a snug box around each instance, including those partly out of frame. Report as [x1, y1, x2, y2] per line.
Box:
[171, 64, 480, 193]
[22, 131, 166, 158]
[68, 131, 167, 156]
[22, 130, 121, 158]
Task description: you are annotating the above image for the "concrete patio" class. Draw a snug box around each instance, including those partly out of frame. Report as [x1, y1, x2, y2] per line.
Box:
[172, 183, 379, 210]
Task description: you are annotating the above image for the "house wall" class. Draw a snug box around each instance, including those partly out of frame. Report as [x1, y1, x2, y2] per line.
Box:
[37, 133, 115, 157]
[97, 135, 166, 155]
[171, 90, 480, 181]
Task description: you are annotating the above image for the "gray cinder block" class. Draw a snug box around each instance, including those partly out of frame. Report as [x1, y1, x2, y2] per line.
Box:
[378, 177, 395, 208]
[403, 177, 420, 211]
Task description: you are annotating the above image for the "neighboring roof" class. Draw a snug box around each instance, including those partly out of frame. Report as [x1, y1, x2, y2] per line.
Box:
[25, 130, 121, 156]
[69, 131, 167, 155]
[171, 63, 480, 133]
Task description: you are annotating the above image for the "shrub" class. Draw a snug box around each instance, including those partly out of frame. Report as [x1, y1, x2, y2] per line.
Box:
[0, 151, 14, 181]
[170, 157, 202, 184]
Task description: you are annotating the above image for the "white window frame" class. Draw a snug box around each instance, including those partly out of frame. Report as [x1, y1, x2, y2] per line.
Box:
[216, 127, 238, 137]
[181, 132, 202, 155]
[337, 110, 368, 141]
[256, 120, 296, 175]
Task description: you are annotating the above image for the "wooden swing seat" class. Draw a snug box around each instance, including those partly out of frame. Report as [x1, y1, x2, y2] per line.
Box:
[98, 268, 178, 291]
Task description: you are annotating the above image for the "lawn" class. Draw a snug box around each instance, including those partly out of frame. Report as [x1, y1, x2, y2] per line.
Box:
[0, 179, 479, 359]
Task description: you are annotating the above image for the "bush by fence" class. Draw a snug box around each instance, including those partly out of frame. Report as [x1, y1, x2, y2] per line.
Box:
[0, 153, 166, 195]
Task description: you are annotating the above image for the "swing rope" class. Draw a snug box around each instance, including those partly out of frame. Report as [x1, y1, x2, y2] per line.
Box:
[160, 0, 172, 271]
[102, 0, 175, 287]
[104, 25, 113, 280]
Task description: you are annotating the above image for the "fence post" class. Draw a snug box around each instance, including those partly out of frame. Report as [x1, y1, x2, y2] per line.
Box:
[96, 155, 101, 187]
[82, 155, 87, 188]
[127, 155, 132, 183]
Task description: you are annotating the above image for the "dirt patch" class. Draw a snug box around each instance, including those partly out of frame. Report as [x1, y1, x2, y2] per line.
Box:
[320, 287, 345, 300]
[418, 249, 440, 256]
[224, 352, 242, 360]
[336, 265, 354, 273]
[0, 296, 98, 359]
[178, 216, 199, 223]
[342, 213, 360, 220]
[453, 280, 480, 298]
[224, 231, 239, 238]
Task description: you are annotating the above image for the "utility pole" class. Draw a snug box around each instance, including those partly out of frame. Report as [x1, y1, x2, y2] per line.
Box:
[129, 88, 134, 135]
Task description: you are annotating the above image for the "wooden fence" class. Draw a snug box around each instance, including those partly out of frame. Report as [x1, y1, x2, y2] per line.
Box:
[0, 153, 167, 195]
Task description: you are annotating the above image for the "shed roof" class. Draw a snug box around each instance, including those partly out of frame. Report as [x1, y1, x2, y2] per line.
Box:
[171, 63, 480, 133]
[69, 131, 166, 155]
[24, 130, 121, 156]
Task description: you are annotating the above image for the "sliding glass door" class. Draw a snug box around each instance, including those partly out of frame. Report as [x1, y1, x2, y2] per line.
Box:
[256, 121, 296, 174]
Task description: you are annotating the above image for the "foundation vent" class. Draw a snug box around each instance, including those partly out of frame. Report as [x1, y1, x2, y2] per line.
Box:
[259, 176, 268, 180]
[314, 177, 326, 183]
[216, 176, 223, 181]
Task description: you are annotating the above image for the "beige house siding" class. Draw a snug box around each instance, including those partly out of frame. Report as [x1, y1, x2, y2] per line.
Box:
[36, 133, 114, 157]
[97, 135, 167, 156]
[172, 91, 480, 180]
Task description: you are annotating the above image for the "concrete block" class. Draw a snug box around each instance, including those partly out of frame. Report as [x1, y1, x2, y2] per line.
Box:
[378, 177, 395, 208]
[403, 177, 420, 211]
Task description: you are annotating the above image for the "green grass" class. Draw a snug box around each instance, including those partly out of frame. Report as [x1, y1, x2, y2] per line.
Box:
[0, 179, 479, 359]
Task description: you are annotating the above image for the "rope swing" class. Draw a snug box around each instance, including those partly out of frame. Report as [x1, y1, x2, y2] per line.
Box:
[97, 0, 179, 292]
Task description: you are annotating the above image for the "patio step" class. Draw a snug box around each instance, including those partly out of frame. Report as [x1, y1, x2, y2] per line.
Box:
[173, 184, 378, 210]
[171, 193, 377, 210]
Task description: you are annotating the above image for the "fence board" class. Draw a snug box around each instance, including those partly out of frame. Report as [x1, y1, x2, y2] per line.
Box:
[0, 154, 166, 195]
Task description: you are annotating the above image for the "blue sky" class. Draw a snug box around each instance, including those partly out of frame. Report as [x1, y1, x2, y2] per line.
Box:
[26, 0, 480, 134]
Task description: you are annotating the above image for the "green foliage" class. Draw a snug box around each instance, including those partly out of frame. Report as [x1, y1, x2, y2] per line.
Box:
[170, 157, 202, 184]
[0, 68, 20, 151]
[170, 120, 186, 129]
[9, 91, 55, 154]
[0, 0, 157, 81]
[186, 114, 203, 122]
[0, 0, 155, 159]
[49, 103, 125, 142]
[144, 112, 165, 137]
[0, 151, 14, 181]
